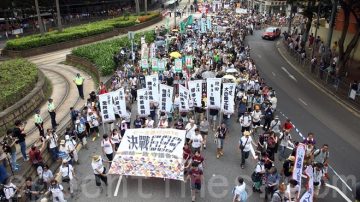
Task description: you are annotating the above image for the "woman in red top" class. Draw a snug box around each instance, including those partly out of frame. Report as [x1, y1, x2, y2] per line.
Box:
[192, 150, 204, 171]
[183, 143, 192, 176]
[283, 119, 293, 131]
[99, 82, 108, 95]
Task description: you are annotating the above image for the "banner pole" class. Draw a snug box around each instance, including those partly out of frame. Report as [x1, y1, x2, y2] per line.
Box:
[102, 122, 106, 135]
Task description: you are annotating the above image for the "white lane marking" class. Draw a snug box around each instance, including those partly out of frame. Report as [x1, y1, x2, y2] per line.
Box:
[272, 72, 276, 76]
[328, 165, 353, 192]
[325, 183, 352, 202]
[298, 98, 308, 106]
[257, 54, 262, 58]
[279, 110, 354, 195]
[281, 66, 298, 82]
[114, 175, 123, 197]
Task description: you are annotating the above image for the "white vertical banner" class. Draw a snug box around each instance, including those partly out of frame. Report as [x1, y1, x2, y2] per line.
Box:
[145, 75, 159, 102]
[110, 88, 127, 117]
[179, 85, 190, 112]
[159, 84, 174, 112]
[137, 89, 150, 117]
[99, 93, 116, 123]
[206, 78, 222, 109]
[188, 80, 202, 107]
[149, 43, 156, 58]
[293, 143, 306, 197]
[300, 165, 314, 202]
[221, 83, 236, 114]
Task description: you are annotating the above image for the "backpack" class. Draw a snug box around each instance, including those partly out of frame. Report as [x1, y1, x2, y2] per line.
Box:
[265, 108, 273, 119]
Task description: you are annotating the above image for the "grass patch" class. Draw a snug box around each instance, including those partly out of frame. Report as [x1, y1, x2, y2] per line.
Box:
[5, 12, 160, 51]
[0, 59, 38, 110]
[71, 30, 156, 76]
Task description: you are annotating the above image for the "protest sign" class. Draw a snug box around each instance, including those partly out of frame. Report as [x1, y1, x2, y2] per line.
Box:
[159, 84, 174, 112]
[99, 93, 116, 122]
[137, 89, 150, 117]
[110, 88, 127, 117]
[145, 75, 159, 102]
[188, 80, 202, 107]
[206, 78, 222, 109]
[221, 83, 236, 114]
[175, 58, 182, 72]
[179, 85, 190, 112]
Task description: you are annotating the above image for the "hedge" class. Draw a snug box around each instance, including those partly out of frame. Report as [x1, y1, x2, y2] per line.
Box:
[5, 12, 160, 51]
[72, 30, 156, 76]
[0, 59, 38, 110]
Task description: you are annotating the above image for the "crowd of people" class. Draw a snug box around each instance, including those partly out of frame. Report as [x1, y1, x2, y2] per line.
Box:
[0, 3, 335, 202]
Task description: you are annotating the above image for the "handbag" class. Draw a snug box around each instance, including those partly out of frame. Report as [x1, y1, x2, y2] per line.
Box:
[62, 165, 70, 183]
[239, 138, 249, 151]
[251, 171, 260, 182]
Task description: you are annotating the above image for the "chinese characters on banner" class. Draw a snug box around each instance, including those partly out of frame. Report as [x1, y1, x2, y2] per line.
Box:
[99, 93, 116, 123]
[293, 143, 306, 197]
[159, 84, 174, 112]
[137, 89, 150, 117]
[188, 80, 202, 107]
[149, 43, 156, 58]
[151, 58, 158, 71]
[206, 78, 222, 109]
[158, 59, 166, 72]
[206, 17, 212, 30]
[178, 85, 190, 112]
[185, 56, 193, 68]
[141, 58, 149, 70]
[109, 129, 186, 181]
[145, 75, 159, 102]
[201, 18, 207, 33]
[300, 165, 314, 202]
[141, 44, 148, 59]
[110, 88, 127, 117]
[175, 58, 182, 72]
[221, 83, 236, 114]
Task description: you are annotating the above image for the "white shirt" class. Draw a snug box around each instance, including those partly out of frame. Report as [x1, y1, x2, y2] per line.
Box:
[130, 77, 137, 86]
[185, 123, 197, 139]
[270, 97, 277, 109]
[92, 158, 105, 174]
[111, 133, 121, 144]
[233, 183, 246, 201]
[270, 119, 281, 133]
[173, 96, 180, 106]
[145, 119, 154, 128]
[60, 164, 74, 180]
[42, 169, 54, 183]
[240, 136, 253, 152]
[65, 139, 77, 152]
[251, 110, 262, 122]
[47, 133, 58, 149]
[255, 163, 265, 173]
[286, 184, 299, 200]
[101, 139, 114, 154]
[239, 115, 252, 127]
[48, 184, 64, 201]
[279, 132, 292, 147]
[87, 114, 99, 127]
[191, 133, 203, 148]
[3, 183, 17, 200]
[313, 169, 323, 184]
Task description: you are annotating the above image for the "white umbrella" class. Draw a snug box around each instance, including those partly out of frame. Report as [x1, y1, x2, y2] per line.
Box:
[225, 68, 238, 73]
[201, 71, 216, 79]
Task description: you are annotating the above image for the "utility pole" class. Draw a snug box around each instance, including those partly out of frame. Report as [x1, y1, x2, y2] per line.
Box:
[55, 0, 62, 32]
[34, 0, 45, 36]
[311, 2, 321, 59]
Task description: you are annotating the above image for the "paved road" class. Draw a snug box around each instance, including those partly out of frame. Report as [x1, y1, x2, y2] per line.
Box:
[247, 30, 360, 201]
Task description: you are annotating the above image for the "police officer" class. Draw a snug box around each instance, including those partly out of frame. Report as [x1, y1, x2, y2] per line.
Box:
[34, 109, 44, 137]
[47, 98, 58, 130]
[73, 73, 85, 99]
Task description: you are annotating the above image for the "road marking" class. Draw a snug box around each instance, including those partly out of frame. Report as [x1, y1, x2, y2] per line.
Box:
[325, 183, 352, 202]
[257, 54, 262, 58]
[272, 72, 276, 76]
[281, 67, 297, 82]
[114, 175, 123, 197]
[298, 98, 308, 106]
[278, 110, 354, 196]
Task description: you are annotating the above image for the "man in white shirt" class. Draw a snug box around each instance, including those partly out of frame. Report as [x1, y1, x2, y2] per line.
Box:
[48, 180, 66, 202]
[239, 112, 252, 132]
[65, 135, 78, 163]
[190, 129, 203, 154]
[59, 160, 76, 196]
[185, 119, 197, 144]
[46, 129, 59, 161]
[270, 116, 281, 134]
[239, 131, 253, 169]
[278, 130, 292, 161]
[91, 155, 109, 190]
[233, 177, 247, 202]
[251, 106, 263, 128]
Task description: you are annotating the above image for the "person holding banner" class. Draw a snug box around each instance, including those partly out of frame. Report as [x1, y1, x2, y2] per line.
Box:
[87, 111, 100, 141]
[285, 179, 299, 202]
[313, 163, 325, 200]
[270, 183, 286, 202]
[101, 134, 115, 163]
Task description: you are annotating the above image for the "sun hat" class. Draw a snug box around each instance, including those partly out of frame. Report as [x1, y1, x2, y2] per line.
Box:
[243, 131, 251, 136]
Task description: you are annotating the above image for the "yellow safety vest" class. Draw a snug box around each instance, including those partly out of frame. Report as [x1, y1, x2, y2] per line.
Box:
[74, 76, 84, 85]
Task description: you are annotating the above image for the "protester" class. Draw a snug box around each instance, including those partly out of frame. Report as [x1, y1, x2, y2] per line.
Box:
[271, 183, 286, 202]
[65, 135, 78, 164]
[13, 120, 28, 161]
[215, 122, 228, 159]
[186, 162, 204, 202]
[232, 176, 247, 202]
[285, 179, 299, 202]
[24, 177, 42, 201]
[46, 128, 59, 161]
[264, 167, 280, 201]
[252, 158, 266, 193]
[239, 131, 253, 169]
[91, 155, 109, 192]
[34, 109, 44, 137]
[199, 117, 209, 149]
[59, 160, 76, 197]
[47, 179, 66, 202]
[101, 134, 115, 162]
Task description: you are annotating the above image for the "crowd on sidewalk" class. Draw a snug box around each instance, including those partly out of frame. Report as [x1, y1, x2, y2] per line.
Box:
[0, 4, 333, 202]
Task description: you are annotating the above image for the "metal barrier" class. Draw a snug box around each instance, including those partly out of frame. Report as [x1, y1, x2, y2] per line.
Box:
[281, 39, 360, 107]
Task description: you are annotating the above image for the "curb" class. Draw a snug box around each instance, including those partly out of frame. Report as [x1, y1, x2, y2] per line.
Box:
[276, 41, 360, 119]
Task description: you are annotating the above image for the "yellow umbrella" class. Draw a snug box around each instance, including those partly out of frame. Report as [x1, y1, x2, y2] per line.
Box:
[169, 51, 182, 58]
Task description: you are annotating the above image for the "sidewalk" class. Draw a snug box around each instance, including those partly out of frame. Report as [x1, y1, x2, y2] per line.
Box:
[277, 39, 360, 114]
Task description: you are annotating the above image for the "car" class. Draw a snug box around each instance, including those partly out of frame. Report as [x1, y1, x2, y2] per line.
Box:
[262, 27, 281, 40]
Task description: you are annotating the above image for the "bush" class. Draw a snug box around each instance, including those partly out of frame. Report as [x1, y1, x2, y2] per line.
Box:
[72, 30, 156, 76]
[0, 59, 38, 110]
[5, 12, 160, 51]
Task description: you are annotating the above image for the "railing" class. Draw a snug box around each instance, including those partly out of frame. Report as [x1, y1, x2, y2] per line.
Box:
[282, 39, 360, 108]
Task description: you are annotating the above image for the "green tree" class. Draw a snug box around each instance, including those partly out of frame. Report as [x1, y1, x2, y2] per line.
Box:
[55, 0, 62, 32]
